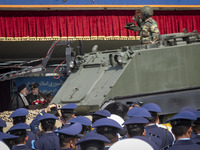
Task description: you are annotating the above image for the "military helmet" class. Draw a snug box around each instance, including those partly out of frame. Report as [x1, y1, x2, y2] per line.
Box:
[140, 6, 154, 18]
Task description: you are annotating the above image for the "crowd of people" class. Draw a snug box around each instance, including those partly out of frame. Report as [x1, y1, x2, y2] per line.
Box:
[0, 101, 200, 150]
[0, 5, 198, 150]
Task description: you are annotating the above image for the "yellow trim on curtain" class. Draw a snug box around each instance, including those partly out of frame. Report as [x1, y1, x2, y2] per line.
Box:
[0, 36, 140, 41]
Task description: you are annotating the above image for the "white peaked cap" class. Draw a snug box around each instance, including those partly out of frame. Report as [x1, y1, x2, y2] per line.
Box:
[108, 114, 124, 127]
[109, 138, 154, 150]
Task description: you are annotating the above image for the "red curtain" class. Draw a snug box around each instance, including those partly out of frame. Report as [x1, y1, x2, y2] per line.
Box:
[0, 10, 199, 39]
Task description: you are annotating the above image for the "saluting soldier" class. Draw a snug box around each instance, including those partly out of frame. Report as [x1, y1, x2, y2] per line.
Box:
[27, 83, 47, 105]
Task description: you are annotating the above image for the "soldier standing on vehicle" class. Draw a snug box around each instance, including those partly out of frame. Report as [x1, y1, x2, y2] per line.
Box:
[124, 6, 160, 44]
[139, 6, 160, 44]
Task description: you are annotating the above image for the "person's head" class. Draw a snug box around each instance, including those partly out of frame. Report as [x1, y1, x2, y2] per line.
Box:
[91, 110, 111, 124]
[60, 103, 77, 123]
[38, 114, 58, 132]
[9, 108, 29, 125]
[56, 123, 82, 150]
[123, 117, 149, 138]
[11, 130, 28, 145]
[7, 123, 30, 145]
[192, 111, 200, 135]
[47, 92, 53, 103]
[171, 119, 192, 138]
[0, 132, 18, 149]
[92, 118, 122, 145]
[143, 103, 161, 124]
[68, 116, 92, 135]
[180, 106, 196, 112]
[29, 83, 39, 95]
[76, 132, 110, 150]
[18, 84, 28, 96]
[166, 111, 197, 139]
[127, 107, 151, 118]
[140, 6, 154, 20]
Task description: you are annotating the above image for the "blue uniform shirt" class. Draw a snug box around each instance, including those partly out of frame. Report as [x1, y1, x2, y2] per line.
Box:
[30, 110, 46, 133]
[34, 132, 60, 150]
[26, 131, 39, 149]
[12, 144, 31, 150]
[166, 139, 200, 150]
[192, 134, 200, 144]
[145, 124, 174, 149]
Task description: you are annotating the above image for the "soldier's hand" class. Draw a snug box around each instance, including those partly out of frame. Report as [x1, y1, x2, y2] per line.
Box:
[45, 104, 57, 113]
[56, 104, 62, 117]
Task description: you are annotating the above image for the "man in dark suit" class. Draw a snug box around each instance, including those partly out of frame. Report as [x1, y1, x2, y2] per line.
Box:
[10, 84, 29, 110]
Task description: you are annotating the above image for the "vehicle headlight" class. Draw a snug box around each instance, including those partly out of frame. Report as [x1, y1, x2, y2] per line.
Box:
[69, 61, 75, 68]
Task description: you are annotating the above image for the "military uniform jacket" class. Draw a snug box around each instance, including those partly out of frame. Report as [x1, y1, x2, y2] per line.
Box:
[140, 17, 160, 44]
[12, 144, 32, 150]
[30, 110, 46, 134]
[145, 124, 174, 149]
[192, 135, 200, 144]
[27, 92, 47, 104]
[34, 132, 60, 150]
[166, 139, 200, 150]
[26, 131, 39, 149]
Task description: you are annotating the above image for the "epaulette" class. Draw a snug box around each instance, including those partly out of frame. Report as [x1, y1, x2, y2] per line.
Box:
[149, 133, 160, 138]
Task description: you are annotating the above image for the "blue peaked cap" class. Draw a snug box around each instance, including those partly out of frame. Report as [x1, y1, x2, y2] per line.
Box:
[123, 116, 149, 125]
[92, 110, 111, 117]
[76, 132, 110, 145]
[92, 118, 123, 130]
[55, 122, 82, 136]
[9, 108, 29, 118]
[194, 111, 200, 118]
[166, 111, 197, 122]
[0, 132, 19, 140]
[0, 118, 6, 127]
[60, 103, 77, 110]
[7, 123, 30, 132]
[143, 103, 161, 113]
[127, 107, 151, 118]
[69, 116, 91, 126]
[37, 113, 58, 122]
[180, 106, 196, 112]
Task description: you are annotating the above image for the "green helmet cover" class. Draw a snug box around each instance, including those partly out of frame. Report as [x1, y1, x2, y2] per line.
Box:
[140, 6, 154, 17]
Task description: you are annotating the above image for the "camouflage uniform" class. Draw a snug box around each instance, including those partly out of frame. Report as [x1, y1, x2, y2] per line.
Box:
[140, 17, 160, 44]
[27, 92, 47, 104]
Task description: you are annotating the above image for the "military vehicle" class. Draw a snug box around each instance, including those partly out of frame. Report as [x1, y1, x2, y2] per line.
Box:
[51, 30, 200, 119]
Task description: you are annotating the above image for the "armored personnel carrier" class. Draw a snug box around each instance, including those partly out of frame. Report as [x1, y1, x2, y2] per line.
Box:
[51, 31, 200, 119]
